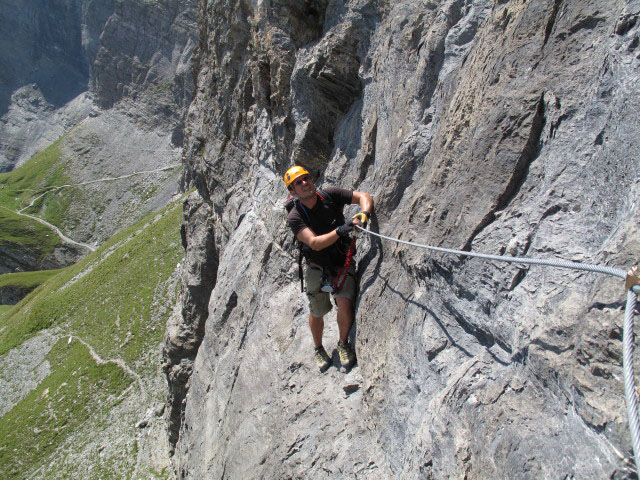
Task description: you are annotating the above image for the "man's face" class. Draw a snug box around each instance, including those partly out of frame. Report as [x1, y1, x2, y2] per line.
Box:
[292, 174, 315, 199]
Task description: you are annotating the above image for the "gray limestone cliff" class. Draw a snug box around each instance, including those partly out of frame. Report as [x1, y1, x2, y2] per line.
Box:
[167, 0, 640, 478]
[0, 0, 197, 172]
[0, 0, 198, 272]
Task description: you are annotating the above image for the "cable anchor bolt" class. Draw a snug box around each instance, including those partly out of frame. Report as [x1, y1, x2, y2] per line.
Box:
[625, 265, 640, 296]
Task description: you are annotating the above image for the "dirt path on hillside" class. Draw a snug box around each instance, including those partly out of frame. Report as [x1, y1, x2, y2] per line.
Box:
[3, 163, 181, 253]
[1, 205, 96, 252]
[69, 335, 147, 399]
[20, 164, 181, 213]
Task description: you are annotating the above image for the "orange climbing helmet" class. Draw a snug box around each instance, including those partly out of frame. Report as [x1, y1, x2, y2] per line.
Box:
[283, 166, 310, 188]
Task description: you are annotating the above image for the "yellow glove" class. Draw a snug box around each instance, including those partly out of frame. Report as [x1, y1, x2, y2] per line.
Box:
[352, 212, 370, 226]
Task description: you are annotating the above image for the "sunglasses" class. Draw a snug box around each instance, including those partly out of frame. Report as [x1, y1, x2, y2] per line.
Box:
[294, 175, 311, 187]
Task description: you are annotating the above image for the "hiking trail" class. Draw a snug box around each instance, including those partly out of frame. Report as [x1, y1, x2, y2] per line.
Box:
[4, 163, 181, 253]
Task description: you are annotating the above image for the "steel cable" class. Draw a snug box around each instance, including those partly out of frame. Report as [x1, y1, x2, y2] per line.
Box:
[624, 290, 640, 476]
[356, 225, 639, 474]
[355, 226, 626, 278]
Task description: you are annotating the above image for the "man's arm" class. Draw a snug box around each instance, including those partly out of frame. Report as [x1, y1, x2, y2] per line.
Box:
[296, 227, 342, 251]
[296, 190, 372, 250]
[351, 191, 373, 225]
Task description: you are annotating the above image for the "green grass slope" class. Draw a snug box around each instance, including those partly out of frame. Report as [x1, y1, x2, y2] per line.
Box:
[0, 137, 73, 270]
[0, 138, 69, 208]
[0, 197, 184, 479]
[0, 196, 182, 353]
[0, 339, 133, 479]
[0, 208, 63, 266]
[0, 269, 61, 309]
[0, 269, 61, 290]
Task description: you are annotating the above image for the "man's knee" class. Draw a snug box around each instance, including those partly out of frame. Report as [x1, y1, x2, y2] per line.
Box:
[335, 296, 353, 312]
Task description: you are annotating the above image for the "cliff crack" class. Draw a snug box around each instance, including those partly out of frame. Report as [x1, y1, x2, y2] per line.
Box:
[163, 196, 219, 452]
[443, 301, 512, 363]
[222, 291, 239, 325]
[543, 0, 563, 47]
[463, 93, 546, 251]
[357, 118, 377, 185]
[529, 337, 575, 355]
[587, 301, 625, 312]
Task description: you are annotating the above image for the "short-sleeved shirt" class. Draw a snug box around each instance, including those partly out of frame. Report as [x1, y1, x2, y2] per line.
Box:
[287, 186, 353, 268]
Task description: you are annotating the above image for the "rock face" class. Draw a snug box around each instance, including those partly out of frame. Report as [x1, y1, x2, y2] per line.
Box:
[0, 285, 34, 305]
[0, 0, 100, 171]
[0, 0, 197, 172]
[163, 192, 219, 450]
[169, 0, 640, 478]
[0, 0, 92, 116]
[0, 0, 198, 271]
[0, 242, 87, 276]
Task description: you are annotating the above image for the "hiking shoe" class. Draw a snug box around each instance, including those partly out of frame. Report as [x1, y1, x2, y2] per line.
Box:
[337, 341, 356, 370]
[314, 346, 332, 372]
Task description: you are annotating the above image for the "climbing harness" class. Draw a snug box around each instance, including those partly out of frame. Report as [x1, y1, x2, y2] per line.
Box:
[333, 231, 359, 293]
[330, 213, 369, 292]
[355, 225, 640, 475]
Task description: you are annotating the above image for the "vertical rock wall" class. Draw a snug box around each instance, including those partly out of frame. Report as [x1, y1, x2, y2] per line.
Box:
[0, 0, 91, 116]
[170, 0, 640, 478]
[0, 0, 198, 172]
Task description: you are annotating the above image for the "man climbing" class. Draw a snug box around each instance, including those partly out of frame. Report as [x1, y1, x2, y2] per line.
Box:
[284, 166, 374, 372]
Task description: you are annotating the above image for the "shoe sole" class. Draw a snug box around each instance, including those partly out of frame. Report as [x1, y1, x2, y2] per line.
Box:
[339, 358, 355, 372]
[318, 362, 331, 373]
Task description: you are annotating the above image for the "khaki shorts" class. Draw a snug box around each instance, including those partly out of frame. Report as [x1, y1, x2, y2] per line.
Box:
[304, 262, 357, 318]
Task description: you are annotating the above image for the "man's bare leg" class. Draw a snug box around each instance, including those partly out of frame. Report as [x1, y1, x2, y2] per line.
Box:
[335, 297, 353, 344]
[335, 297, 356, 369]
[309, 314, 324, 348]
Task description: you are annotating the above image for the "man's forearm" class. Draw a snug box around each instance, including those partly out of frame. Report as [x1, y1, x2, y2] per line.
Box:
[356, 192, 374, 218]
[305, 229, 341, 251]
[360, 195, 373, 214]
